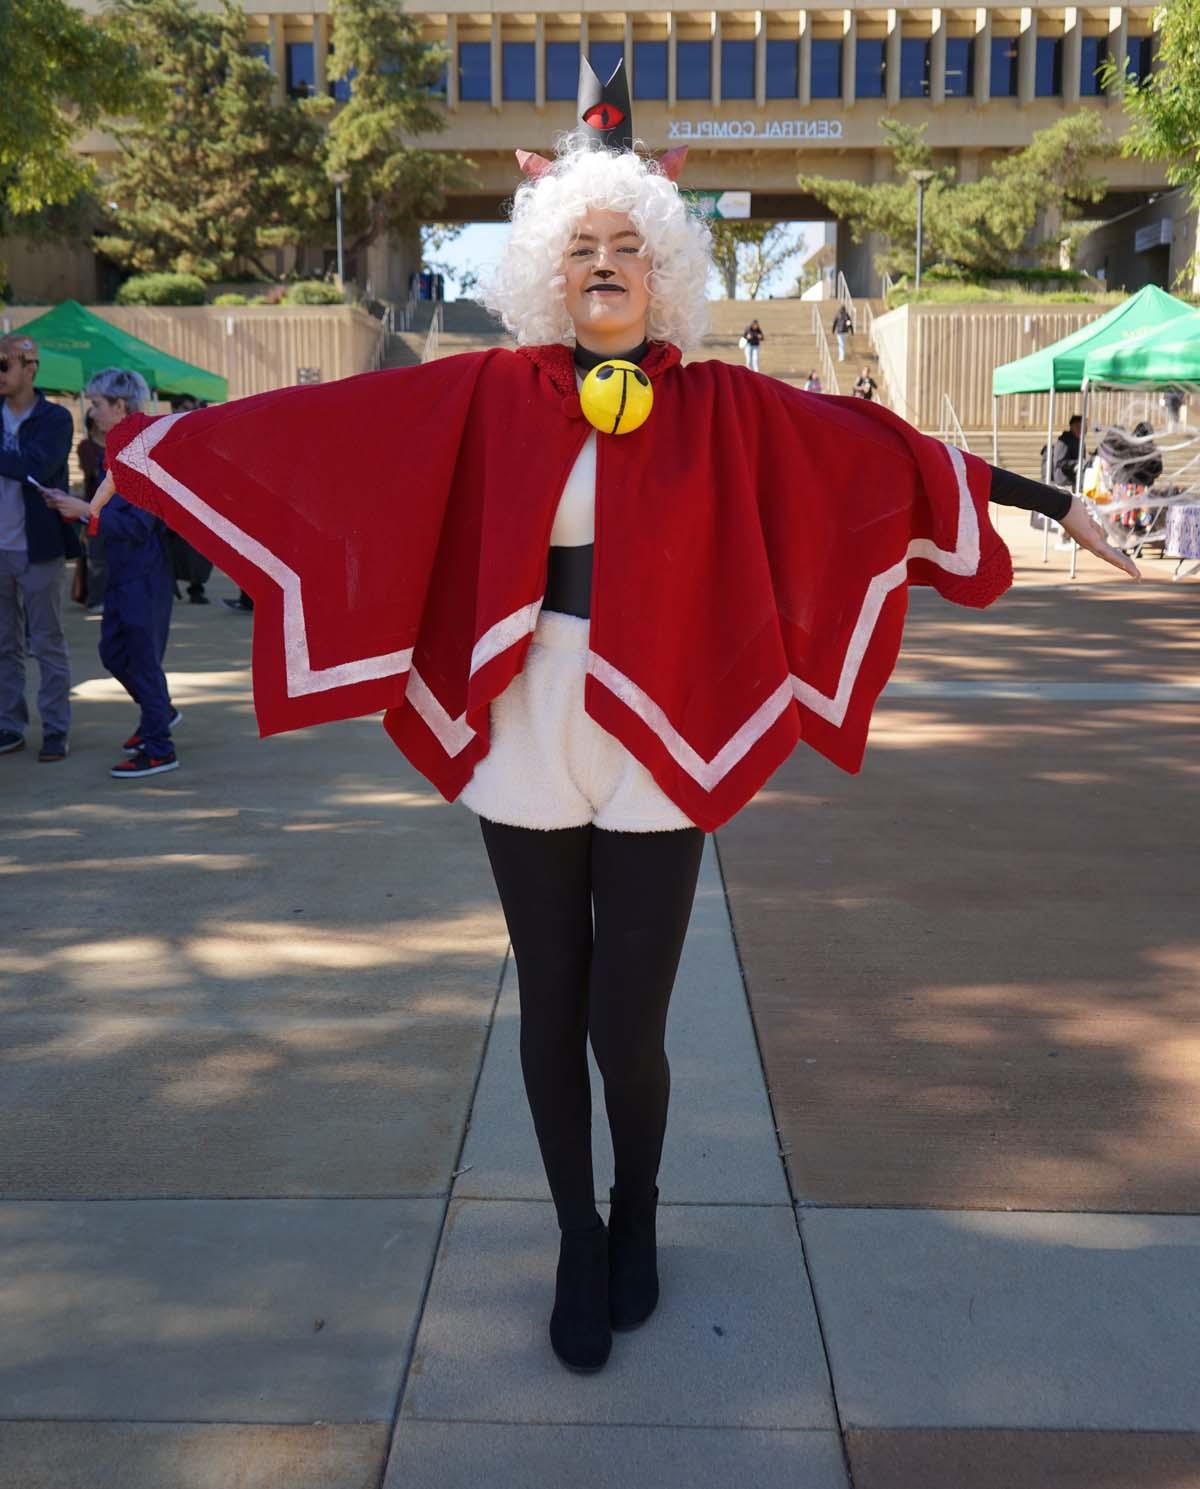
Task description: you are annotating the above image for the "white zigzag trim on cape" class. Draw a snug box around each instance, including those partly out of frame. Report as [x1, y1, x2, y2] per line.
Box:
[120, 415, 414, 698]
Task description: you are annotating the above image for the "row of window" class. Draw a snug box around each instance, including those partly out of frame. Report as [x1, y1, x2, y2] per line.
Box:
[250, 32, 1153, 104]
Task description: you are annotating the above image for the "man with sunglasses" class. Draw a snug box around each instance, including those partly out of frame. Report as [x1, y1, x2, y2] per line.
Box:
[0, 334, 77, 761]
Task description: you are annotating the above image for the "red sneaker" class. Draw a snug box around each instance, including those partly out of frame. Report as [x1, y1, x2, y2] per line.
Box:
[123, 709, 183, 752]
[111, 751, 179, 779]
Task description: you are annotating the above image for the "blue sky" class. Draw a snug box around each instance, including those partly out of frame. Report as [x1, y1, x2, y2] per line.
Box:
[430, 220, 826, 302]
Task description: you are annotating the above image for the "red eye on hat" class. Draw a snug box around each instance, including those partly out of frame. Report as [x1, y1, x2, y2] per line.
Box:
[582, 102, 625, 130]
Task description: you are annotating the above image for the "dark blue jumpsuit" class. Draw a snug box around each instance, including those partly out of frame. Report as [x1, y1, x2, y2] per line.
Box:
[96, 475, 175, 759]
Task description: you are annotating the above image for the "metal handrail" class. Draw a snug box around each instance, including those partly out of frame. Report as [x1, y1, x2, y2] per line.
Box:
[936, 392, 971, 452]
[835, 269, 853, 308]
[810, 303, 841, 396]
[880, 270, 895, 300]
[398, 291, 418, 333]
[422, 301, 444, 363]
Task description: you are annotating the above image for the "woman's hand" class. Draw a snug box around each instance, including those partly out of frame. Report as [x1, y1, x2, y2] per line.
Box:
[42, 490, 92, 522]
[1059, 495, 1141, 580]
[90, 471, 117, 521]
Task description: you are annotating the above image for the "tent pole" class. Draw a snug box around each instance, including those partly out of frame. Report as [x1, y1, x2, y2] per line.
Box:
[1044, 387, 1055, 562]
[1071, 379, 1090, 580]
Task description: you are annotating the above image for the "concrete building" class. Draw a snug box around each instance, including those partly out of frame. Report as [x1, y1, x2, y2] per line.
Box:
[55, 1, 1175, 301]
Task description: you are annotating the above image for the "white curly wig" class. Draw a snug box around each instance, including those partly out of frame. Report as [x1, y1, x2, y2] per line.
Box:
[482, 136, 713, 351]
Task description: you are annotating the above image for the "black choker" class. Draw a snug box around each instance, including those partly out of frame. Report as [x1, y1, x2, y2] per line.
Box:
[572, 340, 649, 373]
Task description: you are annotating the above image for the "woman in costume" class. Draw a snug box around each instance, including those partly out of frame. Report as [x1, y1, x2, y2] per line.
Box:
[89, 61, 1138, 1375]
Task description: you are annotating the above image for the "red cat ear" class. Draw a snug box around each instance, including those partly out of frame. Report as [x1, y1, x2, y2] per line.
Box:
[515, 150, 554, 179]
[656, 146, 688, 182]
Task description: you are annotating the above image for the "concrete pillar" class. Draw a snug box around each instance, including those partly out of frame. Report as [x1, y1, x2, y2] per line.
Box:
[579, 11, 589, 72]
[799, 11, 812, 104]
[446, 15, 459, 110]
[930, 8, 946, 104]
[370, 222, 421, 304]
[313, 12, 328, 96]
[711, 11, 721, 106]
[1018, 7, 1036, 105]
[1063, 8, 1082, 103]
[841, 9, 856, 107]
[974, 6, 991, 102]
[535, 15, 545, 109]
[668, 12, 678, 105]
[755, 11, 766, 109]
[490, 14, 501, 110]
[267, 14, 285, 103]
[886, 9, 901, 105]
[1106, 5, 1126, 101]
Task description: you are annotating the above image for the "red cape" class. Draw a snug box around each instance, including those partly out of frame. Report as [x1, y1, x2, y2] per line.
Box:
[108, 342, 1011, 829]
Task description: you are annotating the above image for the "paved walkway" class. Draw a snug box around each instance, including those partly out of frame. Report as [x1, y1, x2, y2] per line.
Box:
[2, 511, 1199, 1488]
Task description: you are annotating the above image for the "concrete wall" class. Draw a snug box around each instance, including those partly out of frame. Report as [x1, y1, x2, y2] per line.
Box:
[872, 302, 1167, 431]
[0, 239, 99, 304]
[0, 304, 385, 402]
[1075, 189, 1200, 297]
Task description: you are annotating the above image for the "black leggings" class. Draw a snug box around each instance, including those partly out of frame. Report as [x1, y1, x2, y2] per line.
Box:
[479, 819, 706, 1232]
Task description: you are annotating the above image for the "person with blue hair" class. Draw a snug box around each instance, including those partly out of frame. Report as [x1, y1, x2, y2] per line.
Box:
[45, 368, 180, 777]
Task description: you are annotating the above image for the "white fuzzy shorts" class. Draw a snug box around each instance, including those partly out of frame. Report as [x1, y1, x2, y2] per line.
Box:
[460, 610, 695, 833]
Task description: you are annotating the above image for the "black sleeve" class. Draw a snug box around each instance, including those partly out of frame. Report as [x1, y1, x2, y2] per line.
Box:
[986, 464, 1072, 522]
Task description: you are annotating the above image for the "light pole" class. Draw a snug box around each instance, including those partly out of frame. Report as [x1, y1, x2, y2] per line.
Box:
[910, 169, 934, 292]
[331, 172, 348, 287]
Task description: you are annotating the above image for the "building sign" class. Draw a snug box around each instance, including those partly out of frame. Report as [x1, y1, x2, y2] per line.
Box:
[667, 118, 844, 142]
[296, 367, 322, 384]
[686, 190, 751, 220]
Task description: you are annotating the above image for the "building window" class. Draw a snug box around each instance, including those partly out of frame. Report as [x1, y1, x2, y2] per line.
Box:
[677, 39, 711, 99]
[1079, 36, 1107, 95]
[459, 41, 491, 101]
[900, 37, 929, 96]
[502, 41, 534, 99]
[1125, 34, 1153, 83]
[330, 61, 355, 102]
[990, 35, 1018, 96]
[766, 38, 798, 98]
[286, 41, 314, 97]
[945, 37, 974, 96]
[633, 40, 667, 99]
[590, 40, 624, 83]
[721, 39, 755, 99]
[855, 38, 885, 98]
[1035, 35, 1062, 95]
[811, 38, 843, 98]
[248, 41, 270, 66]
[547, 40, 579, 99]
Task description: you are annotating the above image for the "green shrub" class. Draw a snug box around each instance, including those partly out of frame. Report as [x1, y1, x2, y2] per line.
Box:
[212, 292, 249, 306]
[284, 280, 345, 306]
[115, 272, 208, 306]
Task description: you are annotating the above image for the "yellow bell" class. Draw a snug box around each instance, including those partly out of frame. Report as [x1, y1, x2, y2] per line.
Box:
[579, 360, 653, 435]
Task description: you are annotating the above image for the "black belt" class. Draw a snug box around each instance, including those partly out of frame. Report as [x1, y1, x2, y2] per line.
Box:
[544, 543, 592, 619]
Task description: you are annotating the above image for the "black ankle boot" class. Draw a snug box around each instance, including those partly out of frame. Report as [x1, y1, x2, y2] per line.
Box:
[608, 1185, 659, 1331]
[549, 1217, 612, 1372]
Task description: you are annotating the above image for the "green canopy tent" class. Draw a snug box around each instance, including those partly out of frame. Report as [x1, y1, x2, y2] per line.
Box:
[16, 299, 227, 404]
[1082, 307, 1200, 387]
[989, 284, 1193, 563]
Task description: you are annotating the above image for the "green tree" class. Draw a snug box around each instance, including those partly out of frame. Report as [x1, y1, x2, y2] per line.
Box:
[1101, 2, 1200, 281]
[321, 0, 470, 259]
[94, 0, 330, 282]
[0, 0, 147, 220]
[797, 115, 1109, 283]
[708, 220, 805, 299]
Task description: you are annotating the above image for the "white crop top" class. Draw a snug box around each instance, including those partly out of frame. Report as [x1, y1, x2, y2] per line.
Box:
[549, 432, 597, 547]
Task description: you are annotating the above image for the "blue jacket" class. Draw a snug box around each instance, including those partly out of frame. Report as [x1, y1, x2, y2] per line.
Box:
[96, 454, 172, 588]
[0, 392, 79, 562]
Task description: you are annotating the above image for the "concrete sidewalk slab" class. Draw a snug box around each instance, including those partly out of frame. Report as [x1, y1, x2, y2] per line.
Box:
[0, 1422, 389, 1489]
[844, 1428, 1200, 1489]
[0, 1198, 441, 1421]
[383, 1421, 850, 1489]
[402, 1198, 836, 1429]
[456, 843, 790, 1205]
[801, 1208, 1200, 1430]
